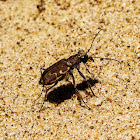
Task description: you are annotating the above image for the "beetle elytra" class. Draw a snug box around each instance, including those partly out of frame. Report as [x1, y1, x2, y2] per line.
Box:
[34, 29, 120, 111]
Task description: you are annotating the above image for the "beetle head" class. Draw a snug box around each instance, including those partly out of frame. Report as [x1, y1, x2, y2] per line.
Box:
[77, 30, 103, 64]
[78, 50, 89, 63]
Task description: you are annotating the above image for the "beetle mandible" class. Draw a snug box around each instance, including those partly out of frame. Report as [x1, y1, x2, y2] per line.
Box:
[34, 29, 120, 111]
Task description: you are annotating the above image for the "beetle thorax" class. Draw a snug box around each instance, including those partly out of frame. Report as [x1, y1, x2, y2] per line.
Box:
[77, 49, 86, 57]
[67, 49, 89, 67]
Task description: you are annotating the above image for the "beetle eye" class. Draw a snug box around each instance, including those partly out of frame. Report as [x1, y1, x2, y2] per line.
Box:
[80, 55, 88, 63]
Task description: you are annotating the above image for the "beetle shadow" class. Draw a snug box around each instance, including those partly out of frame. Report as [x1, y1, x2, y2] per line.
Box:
[45, 78, 98, 104]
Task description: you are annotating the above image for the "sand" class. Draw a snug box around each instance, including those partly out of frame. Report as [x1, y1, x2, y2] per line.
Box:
[0, 0, 139, 139]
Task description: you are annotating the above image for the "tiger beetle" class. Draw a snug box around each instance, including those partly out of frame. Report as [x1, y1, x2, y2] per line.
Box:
[34, 29, 120, 111]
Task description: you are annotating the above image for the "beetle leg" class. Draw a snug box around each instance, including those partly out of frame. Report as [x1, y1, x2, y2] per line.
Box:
[39, 81, 58, 111]
[33, 85, 45, 107]
[76, 91, 91, 110]
[84, 63, 94, 75]
[40, 67, 46, 75]
[76, 68, 97, 97]
[69, 71, 76, 85]
[65, 73, 70, 82]
[69, 71, 91, 110]
[40, 67, 46, 70]
[85, 56, 95, 75]
[89, 56, 94, 62]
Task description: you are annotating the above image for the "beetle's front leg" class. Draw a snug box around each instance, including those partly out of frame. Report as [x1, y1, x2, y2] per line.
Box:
[69, 71, 91, 110]
[76, 68, 97, 97]
[89, 56, 94, 62]
[84, 63, 94, 76]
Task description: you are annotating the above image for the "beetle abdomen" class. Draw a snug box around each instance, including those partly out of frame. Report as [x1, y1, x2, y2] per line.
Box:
[41, 59, 70, 85]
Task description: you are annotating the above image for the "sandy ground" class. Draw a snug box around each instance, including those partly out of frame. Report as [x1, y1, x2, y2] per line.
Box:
[0, 0, 139, 139]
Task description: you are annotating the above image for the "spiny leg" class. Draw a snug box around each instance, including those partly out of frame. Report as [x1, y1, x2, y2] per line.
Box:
[33, 85, 45, 107]
[76, 90, 91, 110]
[84, 63, 93, 75]
[40, 67, 46, 75]
[39, 82, 58, 111]
[32, 68, 46, 109]
[65, 73, 70, 82]
[76, 68, 97, 97]
[84, 56, 95, 75]
[69, 71, 91, 110]
[33, 67, 47, 105]
[89, 56, 94, 62]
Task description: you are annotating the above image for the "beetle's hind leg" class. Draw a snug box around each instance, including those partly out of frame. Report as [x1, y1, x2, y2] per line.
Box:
[33, 85, 45, 108]
[39, 82, 58, 111]
[32, 67, 47, 108]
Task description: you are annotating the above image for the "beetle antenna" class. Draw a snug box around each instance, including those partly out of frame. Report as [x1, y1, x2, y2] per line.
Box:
[90, 56, 121, 63]
[86, 29, 103, 54]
